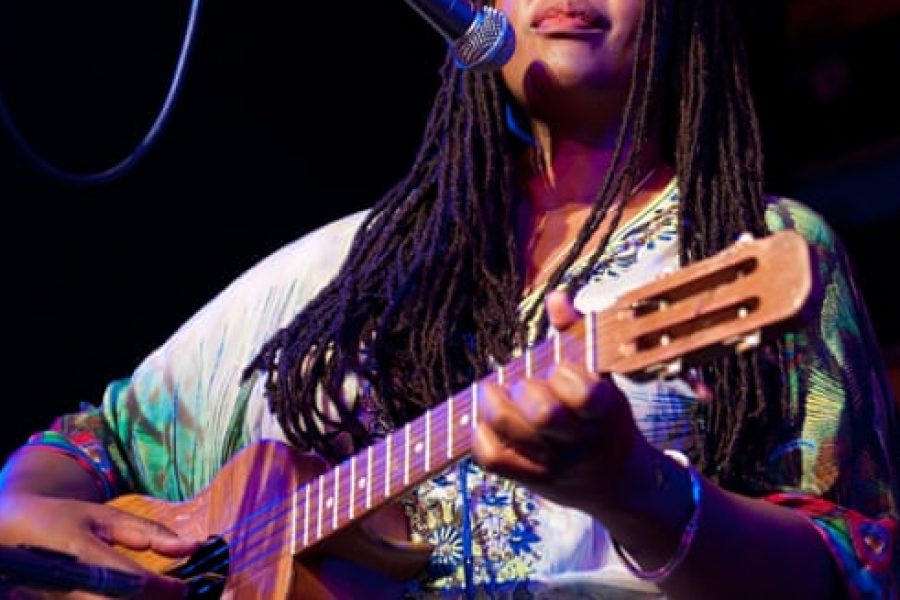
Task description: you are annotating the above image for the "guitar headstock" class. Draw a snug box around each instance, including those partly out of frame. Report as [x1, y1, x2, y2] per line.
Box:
[596, 229, 813, 379]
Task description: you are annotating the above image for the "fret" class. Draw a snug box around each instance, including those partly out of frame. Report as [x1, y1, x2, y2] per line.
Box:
[366, 445, 373, 510]
[471, 383, 478, 429]
[349, 456, 356, 521]
[393, 431, 401, 496]
[424, 409, 431, 472]
[332, 465, 340, 531]
[404, 423, 411, 486]
[316, 474, 324, 541]
[350, 448, 367, 520]
[447, 395, 454, 460]
[553, 329, 562, 365]
[322, 470, 337, 537]
[384, 431, 392, 498]
[525, 346, 534, 378]
[428, 402, 452, 477]
[558, 326, 584, 366]
[537, 339, 554, 377]
[585, 311, 596, 373]
[303, 482, 310, 547]
[409, 414, 429, 484]
[290, 486, 298, 555]
[497, 365, 506, 385]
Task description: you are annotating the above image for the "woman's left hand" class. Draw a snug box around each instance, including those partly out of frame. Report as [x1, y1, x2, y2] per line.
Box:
[472, 290, 653, 517]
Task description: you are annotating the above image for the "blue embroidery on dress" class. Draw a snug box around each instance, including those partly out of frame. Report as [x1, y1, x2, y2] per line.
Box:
[572, 192, 678, 284]
[509, 521, 541, 556]
[427, 524, 465, 577]
[404, 463, 542, 592]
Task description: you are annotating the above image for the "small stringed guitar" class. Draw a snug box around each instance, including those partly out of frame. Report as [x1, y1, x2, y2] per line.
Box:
[103, 230, 814, 599]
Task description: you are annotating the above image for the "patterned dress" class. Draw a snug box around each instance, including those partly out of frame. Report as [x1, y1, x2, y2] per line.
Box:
[19, 179, 899, 598]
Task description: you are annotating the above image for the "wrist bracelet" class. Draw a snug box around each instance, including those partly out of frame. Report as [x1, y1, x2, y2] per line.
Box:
[611, 449, 702, 584]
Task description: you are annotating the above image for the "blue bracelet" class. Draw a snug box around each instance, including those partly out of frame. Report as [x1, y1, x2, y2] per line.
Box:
[611, 449, 702, 583]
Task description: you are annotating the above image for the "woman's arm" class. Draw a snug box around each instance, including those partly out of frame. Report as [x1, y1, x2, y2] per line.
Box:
[597, 440, 843, 599]
[474, 287, 897, 598]
[0, 449, 197, 599]
[0, 447, 103, 501]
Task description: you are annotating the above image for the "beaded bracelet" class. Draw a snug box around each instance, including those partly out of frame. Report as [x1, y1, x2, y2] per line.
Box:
[611, 449, 702, 584]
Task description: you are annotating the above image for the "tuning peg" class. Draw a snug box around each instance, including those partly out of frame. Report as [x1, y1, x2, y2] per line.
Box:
[663, 358, 683, 377]
[646, 357, 683, 379]
[654, 266, 676, 280]
[734, 330, 761, 353]
[735, 330, 761, 353]
[735, 232, 755, 244]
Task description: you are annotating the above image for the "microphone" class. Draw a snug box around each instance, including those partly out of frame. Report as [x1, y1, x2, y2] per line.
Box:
[0, 545, 143, 597]
[402, 0, 515, 72]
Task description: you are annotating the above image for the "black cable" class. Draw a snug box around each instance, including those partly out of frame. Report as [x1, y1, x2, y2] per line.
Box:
[0, 0, 202, 186]
[0, 545, 143, 597]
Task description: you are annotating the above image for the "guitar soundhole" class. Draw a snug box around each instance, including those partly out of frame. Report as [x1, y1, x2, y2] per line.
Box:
[165, 536, 229, 599]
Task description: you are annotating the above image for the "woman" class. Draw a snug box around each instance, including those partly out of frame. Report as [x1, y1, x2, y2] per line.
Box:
[1, 0, 897, 598]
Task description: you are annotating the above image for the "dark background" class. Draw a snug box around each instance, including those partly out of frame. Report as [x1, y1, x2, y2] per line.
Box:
[2, 1, 899, 463]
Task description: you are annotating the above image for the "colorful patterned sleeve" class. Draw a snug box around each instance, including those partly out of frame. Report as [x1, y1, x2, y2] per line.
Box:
[765, 199, 899, 598]
[18, 399, 137, 500]
[766, 493, 896, 598]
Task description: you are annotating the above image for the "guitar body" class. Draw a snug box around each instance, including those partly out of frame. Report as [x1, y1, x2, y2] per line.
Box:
[107, 440, 431, 599]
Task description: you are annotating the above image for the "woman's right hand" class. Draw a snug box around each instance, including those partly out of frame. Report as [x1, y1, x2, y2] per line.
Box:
[0, 491, 198, 599]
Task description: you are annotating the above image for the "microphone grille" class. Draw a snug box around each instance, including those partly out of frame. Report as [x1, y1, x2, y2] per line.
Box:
[452, 7, 516, 72]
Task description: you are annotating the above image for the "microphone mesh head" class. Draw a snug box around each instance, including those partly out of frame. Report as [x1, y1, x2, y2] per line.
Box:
[453, 7, 516, 72]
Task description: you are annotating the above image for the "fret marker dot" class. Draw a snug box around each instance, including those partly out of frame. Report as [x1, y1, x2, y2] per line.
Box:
[358, 477, 366, 489]
[460, 415, 470, 426]
[326, 497, 333, 509]
[414, 442, 424, 454]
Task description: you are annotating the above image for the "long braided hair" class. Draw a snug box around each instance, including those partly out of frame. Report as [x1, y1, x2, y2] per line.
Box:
[244, 0, 797, 495]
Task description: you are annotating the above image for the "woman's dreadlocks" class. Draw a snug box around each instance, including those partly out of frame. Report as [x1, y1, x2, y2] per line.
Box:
[245, 0, 797, 496]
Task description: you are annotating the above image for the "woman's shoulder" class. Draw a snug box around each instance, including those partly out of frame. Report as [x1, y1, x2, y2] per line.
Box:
[228, 208, 371, 288]
[764, 194, 842, 253]
[164, 209, 371, 340]
[264, 209, 370, 267]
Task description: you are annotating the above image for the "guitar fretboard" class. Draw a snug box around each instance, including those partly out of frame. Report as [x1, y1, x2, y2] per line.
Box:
[287, 316, 595, 554]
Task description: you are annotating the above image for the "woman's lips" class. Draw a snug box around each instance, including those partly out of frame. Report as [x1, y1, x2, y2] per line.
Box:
[531, 10, 608, 35]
